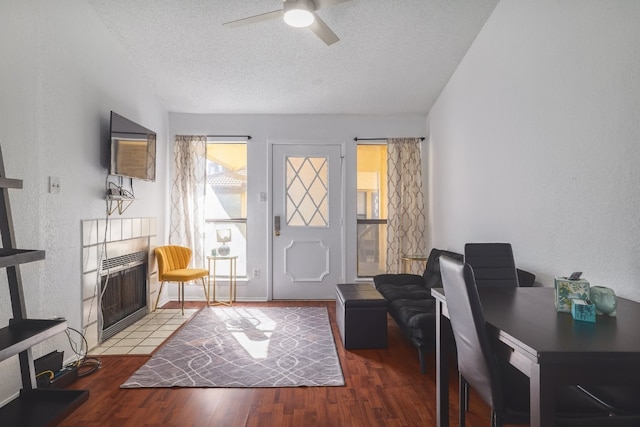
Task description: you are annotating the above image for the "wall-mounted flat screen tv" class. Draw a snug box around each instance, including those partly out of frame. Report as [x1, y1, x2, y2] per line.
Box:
[109, 111, 156, 182]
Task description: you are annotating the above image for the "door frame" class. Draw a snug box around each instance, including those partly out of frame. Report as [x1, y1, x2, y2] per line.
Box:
[267, 139, 346, 300]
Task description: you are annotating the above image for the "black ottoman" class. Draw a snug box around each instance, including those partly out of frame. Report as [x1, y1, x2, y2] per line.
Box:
[336, 283, 388, 349]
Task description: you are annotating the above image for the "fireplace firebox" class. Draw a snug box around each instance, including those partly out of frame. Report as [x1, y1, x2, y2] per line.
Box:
[100, 251, 148, 341]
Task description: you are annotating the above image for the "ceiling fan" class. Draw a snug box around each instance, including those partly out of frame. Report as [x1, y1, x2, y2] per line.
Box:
[223, 0, 351, 46]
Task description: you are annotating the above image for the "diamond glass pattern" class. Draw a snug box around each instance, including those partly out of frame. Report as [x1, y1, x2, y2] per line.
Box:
[286, 156, 328, 227]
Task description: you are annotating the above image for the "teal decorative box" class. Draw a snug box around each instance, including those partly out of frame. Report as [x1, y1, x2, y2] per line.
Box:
[571, 299, 596, 323]
[554, 277, 590, 313]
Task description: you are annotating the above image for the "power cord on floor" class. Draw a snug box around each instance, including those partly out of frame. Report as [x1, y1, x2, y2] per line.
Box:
[76, 357, 102, 377]
[65, 327, 102, 377]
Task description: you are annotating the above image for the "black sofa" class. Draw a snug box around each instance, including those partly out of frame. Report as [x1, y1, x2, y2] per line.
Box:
[374, 246, 535, 373]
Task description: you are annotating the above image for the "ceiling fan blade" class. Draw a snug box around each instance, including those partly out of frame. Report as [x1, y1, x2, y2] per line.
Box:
[313, 0, 351, 11]
[223, 9, 283, 28]
[308, 14, 340, 46]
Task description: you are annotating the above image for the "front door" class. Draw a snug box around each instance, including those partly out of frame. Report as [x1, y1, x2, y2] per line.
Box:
[271, 143, 344, 299]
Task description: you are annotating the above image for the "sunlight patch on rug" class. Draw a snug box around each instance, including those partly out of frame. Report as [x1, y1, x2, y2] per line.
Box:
[120, 306, 345, 388]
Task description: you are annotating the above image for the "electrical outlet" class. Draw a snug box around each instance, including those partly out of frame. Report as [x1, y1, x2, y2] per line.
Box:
[253, 269, 260, 278]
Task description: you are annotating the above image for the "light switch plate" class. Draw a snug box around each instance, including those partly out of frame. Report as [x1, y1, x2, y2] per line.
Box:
[49, 176, 61, 194]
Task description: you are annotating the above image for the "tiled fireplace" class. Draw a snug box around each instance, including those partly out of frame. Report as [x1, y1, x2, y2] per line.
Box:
[82, 217, 158, 351]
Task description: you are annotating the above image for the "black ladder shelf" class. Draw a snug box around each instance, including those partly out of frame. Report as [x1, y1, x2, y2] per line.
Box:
[0, 146, 88, 426]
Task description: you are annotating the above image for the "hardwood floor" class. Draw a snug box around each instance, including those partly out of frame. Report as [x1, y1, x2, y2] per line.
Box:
[60, 301, 496, 427]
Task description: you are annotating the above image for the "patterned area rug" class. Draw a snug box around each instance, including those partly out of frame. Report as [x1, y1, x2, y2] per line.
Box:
[121, 306, 345, 388]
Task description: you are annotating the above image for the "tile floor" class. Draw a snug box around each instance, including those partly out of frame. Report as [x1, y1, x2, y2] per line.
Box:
[90, 308, 199, 356]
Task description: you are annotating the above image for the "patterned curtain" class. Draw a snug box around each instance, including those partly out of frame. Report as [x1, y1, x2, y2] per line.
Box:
[386, 138, 427, 274]
[169, 135, 207, 268]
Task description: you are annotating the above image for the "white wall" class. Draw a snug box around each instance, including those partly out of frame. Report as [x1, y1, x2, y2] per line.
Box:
[170, 114, 427, 300]
[0, 0, 168, 404]
[429, 0, 640, 300]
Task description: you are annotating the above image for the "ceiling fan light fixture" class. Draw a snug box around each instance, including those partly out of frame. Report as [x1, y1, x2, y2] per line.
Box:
[283, 0, 316, 28]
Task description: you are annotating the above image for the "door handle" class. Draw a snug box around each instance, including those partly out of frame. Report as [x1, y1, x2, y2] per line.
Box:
[274, 215, 281, 237]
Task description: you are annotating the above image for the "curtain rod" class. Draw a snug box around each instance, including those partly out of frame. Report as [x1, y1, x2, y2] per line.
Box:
[353, 137, 425, 142]
[207, 135, 252, 140]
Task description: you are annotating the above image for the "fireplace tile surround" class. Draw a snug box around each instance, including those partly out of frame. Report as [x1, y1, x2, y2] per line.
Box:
[81, 217, 158, 351]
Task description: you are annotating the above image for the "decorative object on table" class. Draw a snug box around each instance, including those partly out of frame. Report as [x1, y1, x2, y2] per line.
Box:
[210, 248, 217, 256]
[590, 286, 617, 317]
[555, 272, 590, 313]
[571, 299, 596, 323]
[216, 228, 231, 256]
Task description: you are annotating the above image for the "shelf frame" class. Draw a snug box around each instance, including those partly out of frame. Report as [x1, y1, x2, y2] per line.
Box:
[0, 145, 89, 425]
[0, 388, 89, 427]
[0, 319, 67, 361]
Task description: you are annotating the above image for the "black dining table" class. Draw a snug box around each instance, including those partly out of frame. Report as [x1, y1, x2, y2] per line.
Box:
[431, 286, 640, 427]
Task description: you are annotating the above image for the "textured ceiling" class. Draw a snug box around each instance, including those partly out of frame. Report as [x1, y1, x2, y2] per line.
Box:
[86, 0, 498, 115]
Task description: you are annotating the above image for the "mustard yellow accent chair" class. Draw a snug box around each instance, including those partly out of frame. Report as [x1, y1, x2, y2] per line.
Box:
[155, 245, 209, 314]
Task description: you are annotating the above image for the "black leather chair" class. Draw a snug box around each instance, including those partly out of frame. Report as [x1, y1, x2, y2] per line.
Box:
[460, 243, 534, 410]
[464, 243, 521, 288]
[439, 256, 640, 427]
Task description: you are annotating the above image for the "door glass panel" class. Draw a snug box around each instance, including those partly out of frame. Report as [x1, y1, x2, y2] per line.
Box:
[286, 156, 328, 227]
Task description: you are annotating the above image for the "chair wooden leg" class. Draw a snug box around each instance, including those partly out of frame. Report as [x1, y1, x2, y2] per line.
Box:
[154, 281, 166, 311]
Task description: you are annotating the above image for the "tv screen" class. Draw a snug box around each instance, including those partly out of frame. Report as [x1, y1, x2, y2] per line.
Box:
[109, 111, 156, 182]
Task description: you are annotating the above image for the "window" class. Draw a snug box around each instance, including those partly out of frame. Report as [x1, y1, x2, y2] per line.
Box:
[205, 141, 247, 277]
[356, 144, 387, 277]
